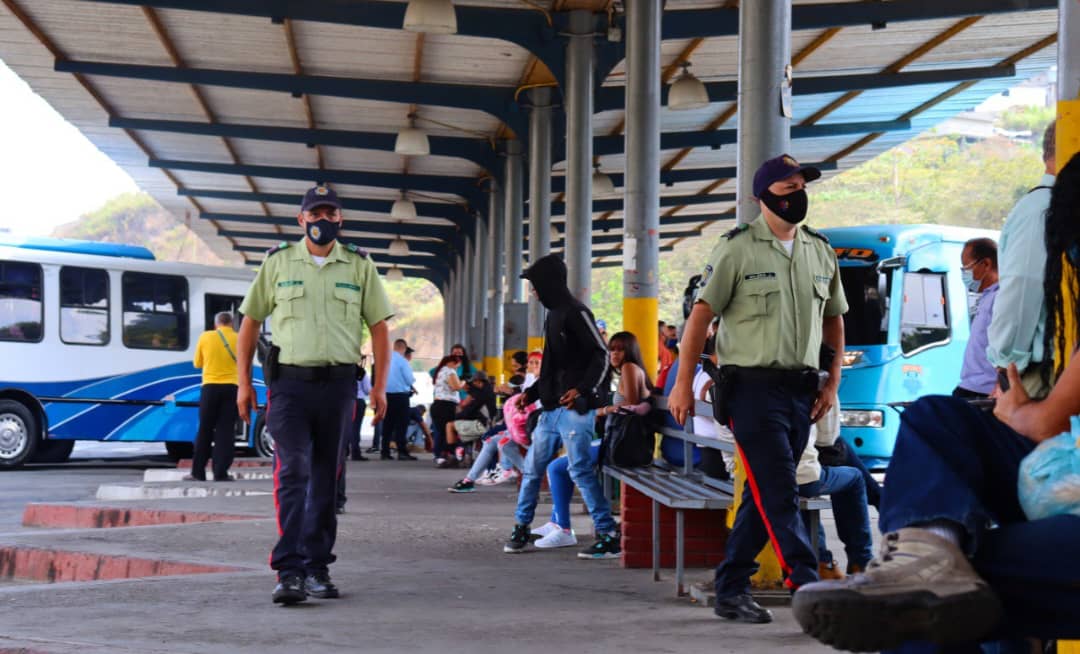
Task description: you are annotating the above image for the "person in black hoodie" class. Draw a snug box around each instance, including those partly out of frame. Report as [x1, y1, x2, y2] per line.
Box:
[503, 254, 619, 559]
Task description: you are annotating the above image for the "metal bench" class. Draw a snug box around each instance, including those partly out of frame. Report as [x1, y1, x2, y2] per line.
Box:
[603, 396, 831, 596]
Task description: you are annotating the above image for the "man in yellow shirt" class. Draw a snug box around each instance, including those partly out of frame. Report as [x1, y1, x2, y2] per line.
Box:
[188, 311, 239, 482]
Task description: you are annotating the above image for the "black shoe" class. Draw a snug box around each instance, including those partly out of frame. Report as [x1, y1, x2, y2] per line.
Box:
[304, 572, 340, 599]
[397, 453, 418, 461]
[351, 454, 368, 461]
[336, 506, 346, 515]
[503, 523, 531, 553]
[448, 479, 475, 493]
[213, 473, 235, 482]
[365, 446, 379, 454]
[272, 575, 307, 605]
[715, 593, 773, 624]
[380, 452, 393, 460]
[578, 533, 622, 559]
[181, 474, 206, 482]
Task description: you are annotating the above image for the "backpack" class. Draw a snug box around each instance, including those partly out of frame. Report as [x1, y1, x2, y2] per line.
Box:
[599, 410, 654, 468]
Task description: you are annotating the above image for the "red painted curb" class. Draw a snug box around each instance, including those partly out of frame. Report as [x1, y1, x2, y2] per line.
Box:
[22, 504, 258, 529]
[0, 546, 241, 583]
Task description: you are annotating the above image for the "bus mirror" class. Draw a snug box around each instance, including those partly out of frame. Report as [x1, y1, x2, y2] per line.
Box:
[875, 256, 906, 273]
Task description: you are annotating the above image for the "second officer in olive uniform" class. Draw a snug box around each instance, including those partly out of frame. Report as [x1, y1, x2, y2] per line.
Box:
[237, 185, 394, 605]
[669, 155, 847, 624]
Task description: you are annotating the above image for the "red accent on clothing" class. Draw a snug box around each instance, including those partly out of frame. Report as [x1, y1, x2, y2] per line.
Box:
[735, 442, 794, 579]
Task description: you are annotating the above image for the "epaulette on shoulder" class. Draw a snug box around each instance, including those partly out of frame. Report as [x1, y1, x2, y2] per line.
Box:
[722, 224, 750, 240]
[802, 225, 830, 244]
[265, 241, 290, 257]
[344, 242, 369, 258]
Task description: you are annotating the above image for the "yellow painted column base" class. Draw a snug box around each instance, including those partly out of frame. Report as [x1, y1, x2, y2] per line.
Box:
[728, 457, 785, 589]
[1059, 642, 1080, 654]
[1059, 99, 1080, 172]
[483, 357, 503, 383]
[527, 336, 544, 353]
[623, 296, 659, 383]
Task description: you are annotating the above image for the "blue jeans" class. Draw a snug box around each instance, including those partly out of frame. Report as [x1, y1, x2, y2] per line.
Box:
[514, 408, 615, 534]
[879, 395, 1080, 648]
[499, 439, 525, 472]
[799, 465, 873, 569]
[546, 443, 601, 529]
[465, 433, 503, 481]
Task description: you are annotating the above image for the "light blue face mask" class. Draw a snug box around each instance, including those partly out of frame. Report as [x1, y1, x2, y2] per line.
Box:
[961, 263, 983, 294]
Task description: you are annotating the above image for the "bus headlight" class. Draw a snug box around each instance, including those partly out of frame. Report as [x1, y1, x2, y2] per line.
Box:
[839, 410, 884, 428]
[842, 350, 865, 367]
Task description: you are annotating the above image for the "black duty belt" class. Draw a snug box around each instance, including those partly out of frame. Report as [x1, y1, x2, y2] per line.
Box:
[278, 363, 356, 381]
[724, 366, 828, 394]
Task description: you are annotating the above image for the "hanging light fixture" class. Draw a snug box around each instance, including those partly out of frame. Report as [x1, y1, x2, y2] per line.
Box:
[403, 0, 457, 34]
[592, 162, 616, 198]
[389, 237, 411, 257]
[386, 267, 405, 282]
[391, 192, 418, 220]
[395, 114, 430, 156]
[667, 61, 709, 111]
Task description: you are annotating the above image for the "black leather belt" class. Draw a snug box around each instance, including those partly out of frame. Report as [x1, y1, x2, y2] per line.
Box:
[725, 366, 828, 394]
[278, 363, 355, 381]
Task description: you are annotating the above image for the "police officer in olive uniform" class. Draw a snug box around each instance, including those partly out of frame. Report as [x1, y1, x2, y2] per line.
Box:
[236, 185, 394, 606]
[669, 155, 847, 624]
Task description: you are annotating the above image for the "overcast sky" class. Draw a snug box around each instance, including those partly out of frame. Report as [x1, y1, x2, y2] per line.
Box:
[0, 59, 136, 237]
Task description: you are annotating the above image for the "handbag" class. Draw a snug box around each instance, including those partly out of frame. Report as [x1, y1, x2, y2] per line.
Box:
[600, 409, 654, 468]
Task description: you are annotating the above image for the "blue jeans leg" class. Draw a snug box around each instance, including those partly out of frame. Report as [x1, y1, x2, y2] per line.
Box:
[560, 410, 615, 535]
[465, 436, 500, 481]
[801, 465, 873, 569]
[547, 455, 574, 529]
[499, 440, 525, 472]
[514, 411, 562, 526]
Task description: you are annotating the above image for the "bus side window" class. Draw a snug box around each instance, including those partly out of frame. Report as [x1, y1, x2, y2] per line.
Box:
[122, 272, 189, 350]
[900, 271, 950, 355]
[0, 260, 44, 343]
[60, 266, 110, 346]
[204, 294, 244, 332]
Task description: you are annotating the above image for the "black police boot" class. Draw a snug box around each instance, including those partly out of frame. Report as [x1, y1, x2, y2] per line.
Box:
[380, 452, 394, 461]
[272, 574, 307, 605]
[714, 593, 773, 624]
[304, 572, 340, 599]
[503, 523, 531, 553]
[397, 453, 418, 461]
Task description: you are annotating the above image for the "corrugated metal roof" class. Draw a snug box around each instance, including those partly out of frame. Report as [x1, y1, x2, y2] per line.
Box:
[0, 0, 1060, 283]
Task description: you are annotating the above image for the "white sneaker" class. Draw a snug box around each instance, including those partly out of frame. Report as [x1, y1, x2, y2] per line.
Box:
[531, 521, 561, 538]
[535, 528, 577, 549]
[489, 469, 520, 485]
[476, 470, 501, 486]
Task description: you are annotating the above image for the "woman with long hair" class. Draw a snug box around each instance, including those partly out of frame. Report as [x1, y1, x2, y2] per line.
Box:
[532, 331, 653, 551]
[430, 354, 466, 464]
[1041, 152, 1080, 388]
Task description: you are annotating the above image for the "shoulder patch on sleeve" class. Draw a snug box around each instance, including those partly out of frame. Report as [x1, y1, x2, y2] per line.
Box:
[265, 241, 290, 257]
[344, 243, 369, 258]
[722, 224, 749, 240]
[802, 225, 830, 244]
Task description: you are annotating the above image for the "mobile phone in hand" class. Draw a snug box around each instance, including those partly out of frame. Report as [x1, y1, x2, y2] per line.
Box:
[997, 369, 1010, 393]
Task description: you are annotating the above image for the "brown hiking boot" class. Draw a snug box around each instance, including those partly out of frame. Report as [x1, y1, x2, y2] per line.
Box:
[792, 528, 1001, 652]
[818, 560, 844, 580]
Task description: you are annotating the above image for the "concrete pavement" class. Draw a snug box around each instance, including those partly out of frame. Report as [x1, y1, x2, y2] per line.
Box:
[0, 455, 838, 654]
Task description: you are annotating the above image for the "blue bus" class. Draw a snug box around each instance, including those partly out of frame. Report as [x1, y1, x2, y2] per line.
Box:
[0, 237, 270, 468]
[824, 224, 998, 468]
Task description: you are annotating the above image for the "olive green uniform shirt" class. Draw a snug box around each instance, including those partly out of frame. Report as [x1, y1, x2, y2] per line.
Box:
[697, 218, 847, 370]
[239, 238, 394, 366]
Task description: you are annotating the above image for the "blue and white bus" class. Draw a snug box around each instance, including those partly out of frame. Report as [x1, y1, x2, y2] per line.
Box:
[0, 237, 269, 468]
[824, 224, 998, 468]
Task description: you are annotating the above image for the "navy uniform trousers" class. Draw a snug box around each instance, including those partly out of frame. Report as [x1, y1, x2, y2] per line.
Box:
[715, 379, 819, 598]
[880, 396, 1080, 653]
[267, 375, 354, 579]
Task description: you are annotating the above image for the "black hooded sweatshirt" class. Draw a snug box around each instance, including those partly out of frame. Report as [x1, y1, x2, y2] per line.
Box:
[520, 254, 610, 412]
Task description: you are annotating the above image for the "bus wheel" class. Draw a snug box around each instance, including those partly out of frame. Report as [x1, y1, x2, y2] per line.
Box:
[165, 442, 194, 461]
[32, 439, 75, 464]
[0, 400, 38, 468]
[254, 412, 274, 459]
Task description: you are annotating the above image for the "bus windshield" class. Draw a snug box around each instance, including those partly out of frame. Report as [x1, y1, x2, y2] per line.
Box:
[840, 266, 892, 346]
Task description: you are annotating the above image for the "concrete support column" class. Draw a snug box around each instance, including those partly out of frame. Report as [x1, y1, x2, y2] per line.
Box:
[735, 0, 792, 225]
[504, 139, 525, 303]
[527, 87, 553, 351]
[474, 216, 489, 367]
[622, 0, 662, 379]
[462, 237, 475, 355]
[565, 9, 595, 302]
[442, 276, 451, 352]
[486, 184, 506, 379]
[454, 259, 466, 347]
[1059, 0, 1080, 167]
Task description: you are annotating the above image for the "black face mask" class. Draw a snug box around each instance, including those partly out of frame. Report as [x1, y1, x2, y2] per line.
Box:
[305, 219, 340, 246]
[760, 188, 809, 225]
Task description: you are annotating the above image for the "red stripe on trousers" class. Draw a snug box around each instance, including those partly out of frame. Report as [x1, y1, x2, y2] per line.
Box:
[735, 442, 795, 580]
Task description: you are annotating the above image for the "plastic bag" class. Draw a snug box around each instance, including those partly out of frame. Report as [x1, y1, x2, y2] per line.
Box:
[1017, 415, 1080, 521]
